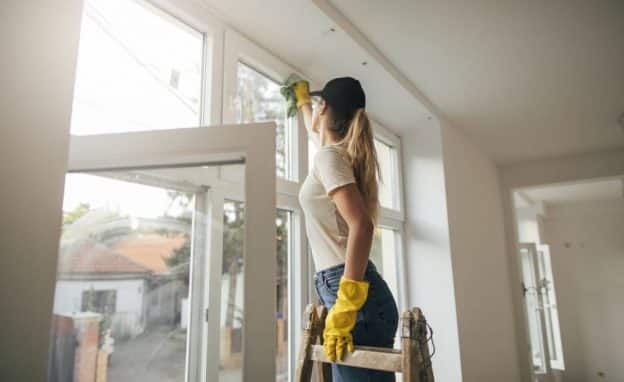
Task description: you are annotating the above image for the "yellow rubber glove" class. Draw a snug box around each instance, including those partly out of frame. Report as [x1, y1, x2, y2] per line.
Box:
[323, 277, 369, 362]
[294, 80, 311, 108]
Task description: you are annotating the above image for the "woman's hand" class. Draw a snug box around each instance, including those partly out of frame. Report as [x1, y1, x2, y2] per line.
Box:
[295, 80, 319, 141]
[323, 277, 369, 361]
[294, 80, 311, 107]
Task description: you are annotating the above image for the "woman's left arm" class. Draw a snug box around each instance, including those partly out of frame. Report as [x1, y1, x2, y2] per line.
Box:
[330, 183, 375, 281]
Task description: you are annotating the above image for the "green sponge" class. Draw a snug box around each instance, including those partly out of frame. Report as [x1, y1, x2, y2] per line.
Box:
[280, 73, 304, 118]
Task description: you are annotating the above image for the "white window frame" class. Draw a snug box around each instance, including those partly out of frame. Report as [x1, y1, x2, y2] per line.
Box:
[67, 124, 277, 382]
[91, 1, 409, 379]
[73, 0, 225, 136]
[372, 120, 408, 312]
[221, 28, 310, 380]
[146, 0, 231, 127]
[222, 30, 302, 182]
[223, 34, 409, 371]
[373, 120, 405, 219]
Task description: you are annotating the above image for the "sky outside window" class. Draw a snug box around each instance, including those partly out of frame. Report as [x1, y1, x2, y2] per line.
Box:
[71, 0, 204, 135]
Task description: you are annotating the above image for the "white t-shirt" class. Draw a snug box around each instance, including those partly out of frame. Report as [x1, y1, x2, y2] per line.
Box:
[299, 144, 356, 271]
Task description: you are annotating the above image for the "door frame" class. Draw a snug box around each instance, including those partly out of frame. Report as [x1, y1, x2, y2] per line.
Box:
[67, 123, 277, 382]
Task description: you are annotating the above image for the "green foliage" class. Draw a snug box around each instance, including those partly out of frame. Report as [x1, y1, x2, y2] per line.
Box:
[164, 190, 193, 221]
[222, 201, 245, 274]
[280, 73, 303, 118]
[63, 203, 91, 225]
[236, 63, 288, 176]
[165, 238, 191, 268]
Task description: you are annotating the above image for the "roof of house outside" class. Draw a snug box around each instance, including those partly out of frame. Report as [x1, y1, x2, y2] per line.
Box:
[112, 234, 187, 273]
[58, 240, 151, 275]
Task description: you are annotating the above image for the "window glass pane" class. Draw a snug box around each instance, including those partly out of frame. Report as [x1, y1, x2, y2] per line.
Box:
[235, 62, 290, 178]
[370, 228, 399, 305]
[276, 209, 291, 382]
[220, 200, 245, 381]
[375, 139, 396, 209]
[311, 138, 397, 209]
[71, 0, 204, 135]
[50, 173, 195, 381]
[219, 202, 291, 382]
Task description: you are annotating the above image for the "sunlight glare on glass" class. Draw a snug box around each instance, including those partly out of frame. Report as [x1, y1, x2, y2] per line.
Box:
[375, 139, 395, 209]
[63, 174, 176, 219]
[71, 0, 204, 135]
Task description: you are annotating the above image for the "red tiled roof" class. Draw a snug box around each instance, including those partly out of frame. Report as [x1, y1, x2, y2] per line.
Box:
[58, 240, 151, 275]
[112, 234, 187, 273]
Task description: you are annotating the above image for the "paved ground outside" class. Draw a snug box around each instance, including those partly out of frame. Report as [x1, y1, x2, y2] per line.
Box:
[108, 326, 186, 382]
[107, 325, 287, 382]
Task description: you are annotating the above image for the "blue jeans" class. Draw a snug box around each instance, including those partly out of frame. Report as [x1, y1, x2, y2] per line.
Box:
[314, 261, 399, 382]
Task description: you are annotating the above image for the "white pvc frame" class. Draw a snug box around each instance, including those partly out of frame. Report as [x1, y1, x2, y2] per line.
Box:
[67, 124, 277, 382]
[70, 0, 410, 378]
[220, 27, 411, 367]
[221, 28, 410, 374]
[222, 29, 311, 379]
[372, 121, 408, 313]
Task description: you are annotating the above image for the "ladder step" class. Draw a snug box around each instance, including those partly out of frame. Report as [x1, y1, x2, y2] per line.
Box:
[309, 344, 402, 373]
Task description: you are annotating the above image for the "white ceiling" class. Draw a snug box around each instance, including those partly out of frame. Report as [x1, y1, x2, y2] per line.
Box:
[518, 178, 623, 205]
[203, 0, 624, 164]
[202, 0, 431, 131]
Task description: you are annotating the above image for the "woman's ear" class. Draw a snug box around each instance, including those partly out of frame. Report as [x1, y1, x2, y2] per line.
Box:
[319, 99, 328, 115]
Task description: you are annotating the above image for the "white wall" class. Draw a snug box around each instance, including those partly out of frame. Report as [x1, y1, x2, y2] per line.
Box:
[515, 204, 546, 244]
[53, 279, 145, 316]
[54, 278, 146, 338]
[440, 125, 521, 381]
[0, 1, 83, 380]
[541, 199, 624, 382]
[401, 118, 463, 381]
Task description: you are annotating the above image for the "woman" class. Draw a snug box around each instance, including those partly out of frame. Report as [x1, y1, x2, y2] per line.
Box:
[295, 77, 399, 382]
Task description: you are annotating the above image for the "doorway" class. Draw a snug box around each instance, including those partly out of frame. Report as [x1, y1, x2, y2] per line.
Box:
[512, 177, 624, 382]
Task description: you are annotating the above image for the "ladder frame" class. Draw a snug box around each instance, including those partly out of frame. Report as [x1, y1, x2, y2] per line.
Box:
[295, 304, 435, 382]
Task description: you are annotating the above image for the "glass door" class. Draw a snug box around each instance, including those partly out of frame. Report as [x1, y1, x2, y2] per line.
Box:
[48, 125, 276, 382]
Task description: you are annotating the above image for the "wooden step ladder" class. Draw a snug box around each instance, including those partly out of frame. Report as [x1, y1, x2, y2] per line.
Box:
[295, 304, 435, 382]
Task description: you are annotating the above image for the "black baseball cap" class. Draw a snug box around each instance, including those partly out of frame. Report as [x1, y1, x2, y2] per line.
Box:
[310, 77, 366, 118]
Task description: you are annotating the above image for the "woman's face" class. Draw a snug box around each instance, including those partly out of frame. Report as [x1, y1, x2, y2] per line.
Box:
[312, 97, 331, 143]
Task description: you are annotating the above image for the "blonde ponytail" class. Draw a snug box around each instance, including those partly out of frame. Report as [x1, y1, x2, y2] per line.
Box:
[338, 108, 380, 223]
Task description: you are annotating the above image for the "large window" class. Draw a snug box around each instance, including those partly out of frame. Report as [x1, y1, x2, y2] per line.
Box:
[218, 201, 292, 382]
[308, 129, 406, 313]
[71, 0, 204, 135]
[275, 209, 292, 382]
[52, 2, 406, 380]
[370, 228, 400, 303]
[309, 137, 400, 210]
[51, 172, 195, 382]
[234, 62, 291, 178]
[375, 138, 399, 210]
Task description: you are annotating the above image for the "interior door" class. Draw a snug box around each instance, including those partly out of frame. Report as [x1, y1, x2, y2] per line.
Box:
[55, 124, 276, 382]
